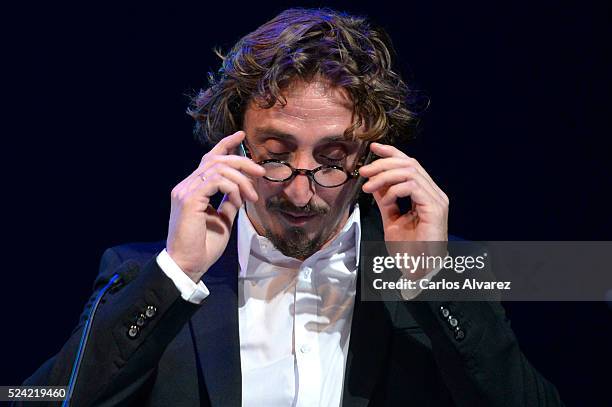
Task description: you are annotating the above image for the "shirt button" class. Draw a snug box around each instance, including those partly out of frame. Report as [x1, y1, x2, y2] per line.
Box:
[299, 344, 311, 354]
[448, 316, 458, 327]
[439, 306, 450, 319]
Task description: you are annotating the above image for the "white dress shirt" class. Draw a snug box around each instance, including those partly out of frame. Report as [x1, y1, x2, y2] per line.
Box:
[156, 204, 437, 406]
[235, 205, 360, 407]
[157, 205, 361, 407]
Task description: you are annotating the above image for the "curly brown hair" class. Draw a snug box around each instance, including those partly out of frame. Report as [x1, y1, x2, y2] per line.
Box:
[188, 7, 418, 146]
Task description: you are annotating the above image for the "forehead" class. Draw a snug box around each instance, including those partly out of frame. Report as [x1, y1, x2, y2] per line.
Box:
[244, 80, 359, 144]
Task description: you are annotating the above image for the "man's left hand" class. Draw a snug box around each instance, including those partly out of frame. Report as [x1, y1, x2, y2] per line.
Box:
[359, 142, 449, 243]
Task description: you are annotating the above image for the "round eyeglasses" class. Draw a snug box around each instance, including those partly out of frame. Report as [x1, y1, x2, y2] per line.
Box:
[258, 159, 358, 188]
[240, 142, 360, 188]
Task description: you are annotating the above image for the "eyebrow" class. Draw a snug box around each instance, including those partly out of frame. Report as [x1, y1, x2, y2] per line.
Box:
[252, 127, 352, 144]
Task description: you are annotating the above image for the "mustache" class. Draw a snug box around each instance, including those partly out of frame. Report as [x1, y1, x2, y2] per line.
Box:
[266, 197, 329, 215]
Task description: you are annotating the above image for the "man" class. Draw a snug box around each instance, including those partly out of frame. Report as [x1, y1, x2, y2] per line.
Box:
[22, 8, 563, 406]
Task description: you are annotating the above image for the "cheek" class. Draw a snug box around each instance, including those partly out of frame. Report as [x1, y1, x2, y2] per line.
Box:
[253, 179, 282, 205]
[317, 184, 353, 209]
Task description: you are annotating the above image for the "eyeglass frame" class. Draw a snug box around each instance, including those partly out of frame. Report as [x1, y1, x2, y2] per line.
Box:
[239, 140, 367, 188]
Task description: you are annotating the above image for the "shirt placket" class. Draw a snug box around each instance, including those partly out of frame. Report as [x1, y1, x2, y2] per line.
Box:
[293, 262, 322, 407]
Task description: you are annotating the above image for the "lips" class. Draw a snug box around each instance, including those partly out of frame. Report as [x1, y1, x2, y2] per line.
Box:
[279, 211, 317, 225]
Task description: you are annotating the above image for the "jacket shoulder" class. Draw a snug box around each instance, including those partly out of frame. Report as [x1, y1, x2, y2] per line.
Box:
[105, 240, 166, 268]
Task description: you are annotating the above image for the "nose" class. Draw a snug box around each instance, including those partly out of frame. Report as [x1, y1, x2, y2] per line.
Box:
[283, 172, 315, 207]
[282, 156, 316, 208]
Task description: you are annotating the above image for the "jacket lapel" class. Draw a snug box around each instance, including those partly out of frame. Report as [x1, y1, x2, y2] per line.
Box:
[342, 203, 396, 406]
[190, 226, 242, 407]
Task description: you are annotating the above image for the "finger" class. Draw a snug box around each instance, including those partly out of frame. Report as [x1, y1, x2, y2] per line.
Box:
[217, 193, 241, 229]
[185, 157, 264, 202]
[192, 173, 245, 209]
[206, 130, 246, 156]
[358, 157, 407, 177]
[363, 167, 413, 191]
[372, 188, 402, 223]
[198, 155, 266, 178]
[363, 168, 445, 207]
[212, 164, 259, 202]
[367, 142, 407, 159]
[379, 179, 435, 208]
[361, 147, 448, 204]
[210, 175, 248, 224]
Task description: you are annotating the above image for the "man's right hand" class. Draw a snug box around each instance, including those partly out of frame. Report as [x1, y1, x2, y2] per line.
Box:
[166, 131, 265, 283]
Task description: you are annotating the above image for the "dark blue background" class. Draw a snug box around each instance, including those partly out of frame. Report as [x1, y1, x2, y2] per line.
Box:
[2, 1, 611, 405]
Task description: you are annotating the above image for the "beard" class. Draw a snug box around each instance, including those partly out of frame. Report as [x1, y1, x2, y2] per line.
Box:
[263, 196, 334, 260]
[264, 225, 327, 260]
[259, 179, 362, 260]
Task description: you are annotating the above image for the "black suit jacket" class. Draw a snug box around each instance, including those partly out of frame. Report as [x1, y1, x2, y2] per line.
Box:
[21, 203, 564, 406]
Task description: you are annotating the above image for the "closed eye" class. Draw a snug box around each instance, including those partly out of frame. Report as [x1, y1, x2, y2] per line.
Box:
[320, 156, 345, 164]
[268, 151, 290, 159]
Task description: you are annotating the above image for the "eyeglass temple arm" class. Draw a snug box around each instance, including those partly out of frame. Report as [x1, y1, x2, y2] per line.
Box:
[351, 147, 377, 177]
[239, 141, 251, 159]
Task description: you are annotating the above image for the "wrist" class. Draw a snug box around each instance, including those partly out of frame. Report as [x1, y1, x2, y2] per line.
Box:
[165, 249, 207, 283]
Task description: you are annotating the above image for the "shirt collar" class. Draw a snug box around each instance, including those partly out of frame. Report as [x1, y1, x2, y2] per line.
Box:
[237, 204, 362, 277]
